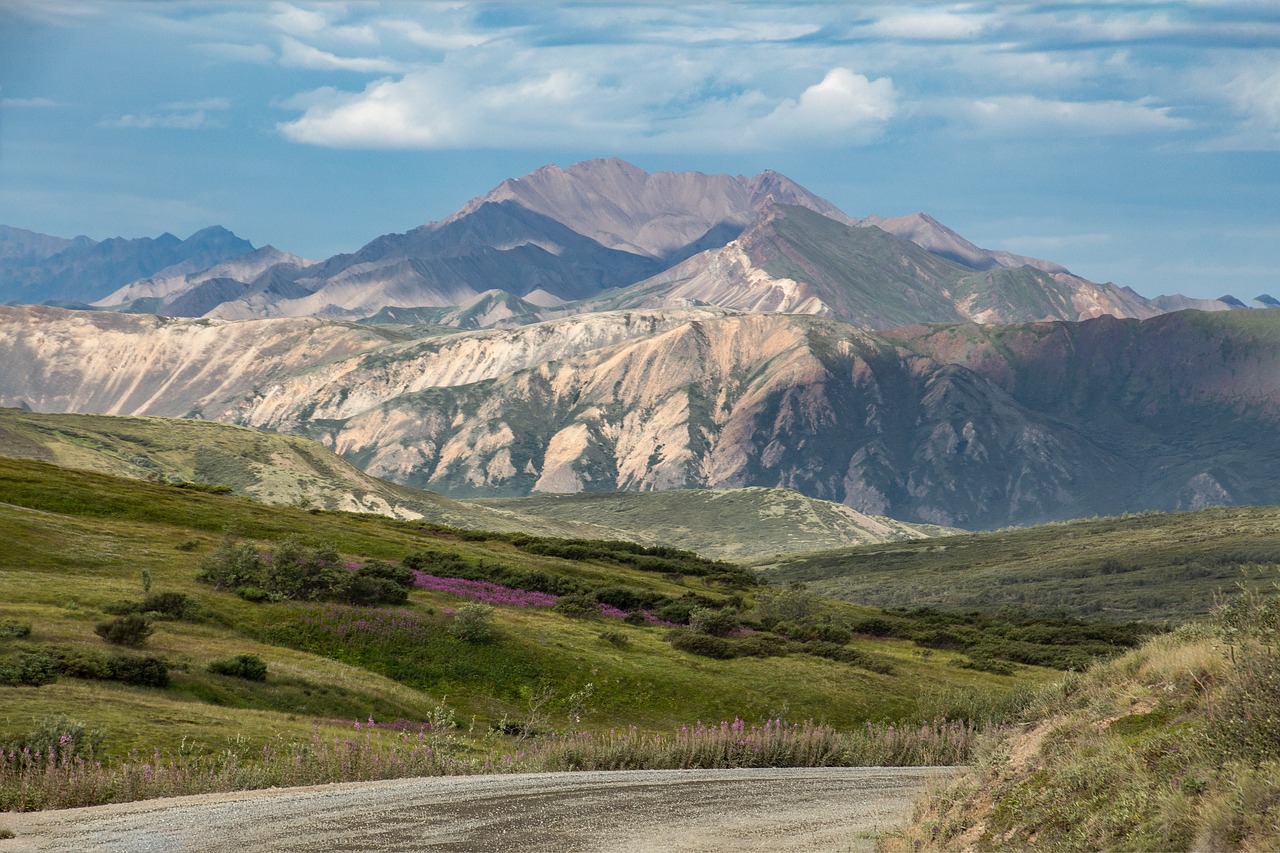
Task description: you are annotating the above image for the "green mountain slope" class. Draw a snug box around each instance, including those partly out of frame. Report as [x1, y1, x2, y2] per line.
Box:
[475, 488, 952, 561]
[759, 505, 1280, 622]
[0, 409, 953, 559]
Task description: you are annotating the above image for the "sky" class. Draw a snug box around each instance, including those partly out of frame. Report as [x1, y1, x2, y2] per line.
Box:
[1, 1, 1278, 300]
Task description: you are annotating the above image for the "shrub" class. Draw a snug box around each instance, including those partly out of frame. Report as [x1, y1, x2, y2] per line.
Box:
[207, 654, 267, 682]
[340, 560, 414, 606]
[51, 647, 112, 680]
[141, 592, 192, 619]
[108, 653, 169, 687]
[0, 621, 31, 639]
[236, 586, 274, 603]
[199, 533, 264, 590]
[94, 614, 154, 648]
[175, 539, 201, 551]
[553, 594, 601, 619]
[669, 630, 736, 659]
[0, 652, 60, 686]
[449, 603, 495, 643]
[688, 606, 740, 637]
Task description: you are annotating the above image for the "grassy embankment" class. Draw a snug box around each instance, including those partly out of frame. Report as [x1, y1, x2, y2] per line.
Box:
[0, 455, 1132, 812]
[882, 587, 1280, 851]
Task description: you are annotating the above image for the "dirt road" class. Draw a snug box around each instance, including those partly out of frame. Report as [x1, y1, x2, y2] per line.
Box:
[0, 766, 953, 852]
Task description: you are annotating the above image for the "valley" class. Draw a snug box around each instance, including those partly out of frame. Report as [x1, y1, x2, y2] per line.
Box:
[3, 156, 1279, 851]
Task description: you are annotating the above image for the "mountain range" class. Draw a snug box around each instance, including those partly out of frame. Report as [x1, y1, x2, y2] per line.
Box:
[2, 158, 1279, 530]
[2, 302, 1278, 528]
[5, 159, 1273, 327]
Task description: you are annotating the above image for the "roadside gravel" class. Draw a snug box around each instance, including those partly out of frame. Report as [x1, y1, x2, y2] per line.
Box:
[0, 766, 954, 852]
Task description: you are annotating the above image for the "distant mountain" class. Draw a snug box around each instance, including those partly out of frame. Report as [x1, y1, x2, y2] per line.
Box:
[94, 245, 314, 316]
[582, 205, 1158, 327]
[51, 159, 1101, 326]
[851, 212, 1067, 273]
[450, 157, 856, 260]
[0, 225, 255, 304]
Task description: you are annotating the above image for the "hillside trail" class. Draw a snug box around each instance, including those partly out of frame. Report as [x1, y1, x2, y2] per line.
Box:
[0, 766, 954, 852]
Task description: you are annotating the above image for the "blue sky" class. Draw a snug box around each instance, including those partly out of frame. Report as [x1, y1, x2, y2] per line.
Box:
[1, 1, 1278, 299]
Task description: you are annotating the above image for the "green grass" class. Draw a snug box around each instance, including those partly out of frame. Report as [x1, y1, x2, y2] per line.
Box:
[883, 589, 1280, 852]
[475, 488, 949, 561]
[0, 454, 1075, 781]
[758, 506, 1280, 622]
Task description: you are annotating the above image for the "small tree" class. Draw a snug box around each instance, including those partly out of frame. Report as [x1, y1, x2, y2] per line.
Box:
[95, 614, 154, 647]
[450, 603, 495, 642]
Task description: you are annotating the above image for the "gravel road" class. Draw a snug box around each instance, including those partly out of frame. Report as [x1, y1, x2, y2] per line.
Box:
[0, 767, 953, 852]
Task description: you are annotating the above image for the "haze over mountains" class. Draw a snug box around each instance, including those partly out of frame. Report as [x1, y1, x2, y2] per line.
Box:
[2, 158, 1279, 531]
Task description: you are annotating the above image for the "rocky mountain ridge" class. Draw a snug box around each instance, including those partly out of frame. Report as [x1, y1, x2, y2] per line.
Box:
[11, 158, 1252, 329]
[3, 303, 1278, 528]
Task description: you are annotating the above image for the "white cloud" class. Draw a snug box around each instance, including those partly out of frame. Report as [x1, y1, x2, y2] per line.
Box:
[1227, 66, 1280, 138]
[960, 95, 1190, 134]
[278, 36, 404, 73]
[756, 68, 897, 143]
[277, 65, 897, 151]
[867, 9, 991, 41]
[99, 98, 231, 131]
[269, 2, 376, 45]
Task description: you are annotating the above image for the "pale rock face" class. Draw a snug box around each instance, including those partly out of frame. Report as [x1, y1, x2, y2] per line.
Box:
[0, 306, 387, 418]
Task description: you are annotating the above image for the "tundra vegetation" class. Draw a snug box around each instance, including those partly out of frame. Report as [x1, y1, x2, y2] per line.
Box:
[0, 454, 1265, 837]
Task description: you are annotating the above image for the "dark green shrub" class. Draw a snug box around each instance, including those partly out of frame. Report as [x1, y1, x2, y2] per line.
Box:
[623, 611, 648, 626]
[733, 635, 789, 658]
[655, 600, 698, 625]
[51, 647, 112, 680]
[688, 606, 740, 637]
[207, 653, 268, 681]
[236, 586, 274, 603]
[553, 594, 601, 618]
[108, 653, 169, 687]
[175, 539, 201, 551]
[142, 592, 192, 618]
[594, 586, 643, 612]
[669, 630, 736, 659]
[0, 620, 32, 639]
[340, 560, 414, 605]
[94, 614, 154, 647]
[0, 652, 60, 686]
[199, 533, 264, 590]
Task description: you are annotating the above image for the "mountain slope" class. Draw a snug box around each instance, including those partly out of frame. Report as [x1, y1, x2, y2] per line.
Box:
[474, 489, 950, 561]
[587, 205, 1159, 328]
[4, 305, 1280, 528]
[0, 226, 255, 304]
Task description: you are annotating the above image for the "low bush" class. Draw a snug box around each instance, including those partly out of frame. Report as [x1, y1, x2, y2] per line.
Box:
[107, 653, 169, 687]
[0, 652, 60, 686]
[0, 621, 31, 640]
[598, 629, 629, 648]
[449, 603, 495, 643]
[553, 594, 601, 619]
[207, 654, 268, 682]
[50, 647, 112, 680]
[94, 614, 153, 648]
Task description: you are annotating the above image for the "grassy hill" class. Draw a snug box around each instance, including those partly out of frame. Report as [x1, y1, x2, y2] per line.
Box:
[0, 408, 949, 560]
[0, 455, 1154, 811]
[474, 488, 953, 561]
[757, 507, 1280, 622]
[884, 589, 1280, 851]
